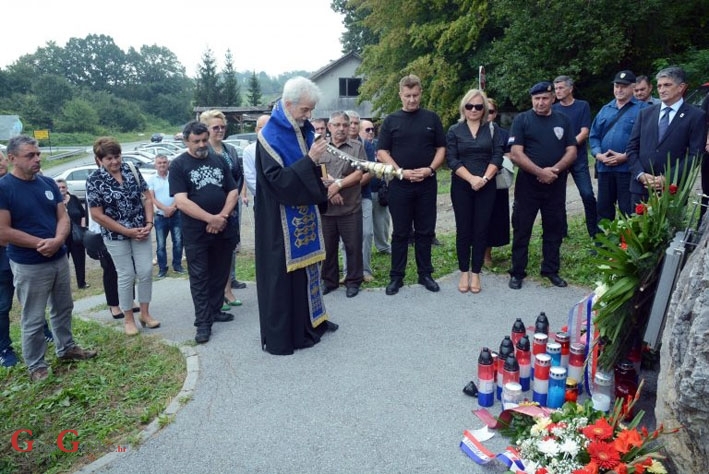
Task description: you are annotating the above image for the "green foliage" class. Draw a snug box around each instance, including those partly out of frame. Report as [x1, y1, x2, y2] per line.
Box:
[193, 49, 221, 107]
[592, 158, 701, 370]
[0, 318, 184, 474]
[222, 49, 242, 107]
[354, 0, 709, 118]
[55, 99, 100, 134]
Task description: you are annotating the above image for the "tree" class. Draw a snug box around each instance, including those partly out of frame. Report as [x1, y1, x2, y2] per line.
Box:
[61, 34, 128, 90]
[352, 0, 709, 122]
[33, 74, 74, 118]
[331, 0, 379, 54]
[247, 71, 262, 106]
[222, 50, 241, 107]
[55, 98, 100, 133]
[193, 49, 221, 107]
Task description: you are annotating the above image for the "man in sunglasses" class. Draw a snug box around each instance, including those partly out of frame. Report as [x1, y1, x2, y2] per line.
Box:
[360, 120, 392, 257]
[377, 74, 446, 295]
[507, 82, 577, 290]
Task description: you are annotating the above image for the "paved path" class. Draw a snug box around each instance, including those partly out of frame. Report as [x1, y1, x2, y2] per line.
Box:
[73, 173, 664, 473]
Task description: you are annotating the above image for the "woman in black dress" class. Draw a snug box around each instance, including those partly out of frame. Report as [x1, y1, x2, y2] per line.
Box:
[55, 178, 88, 289]
[484, 98, 512, 267]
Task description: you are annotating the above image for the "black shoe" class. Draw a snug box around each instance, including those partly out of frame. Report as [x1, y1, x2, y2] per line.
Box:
[346, 286, 359, 298]
[463, 381, 479, 397]
[213, 311, 235, 322]
[195, 328, 211, 344]
[325, 320, 339, 332]
[322, 286, 337, 295]
[385, 278, 403, 295]
[418, 274, 440, 292]
[110, 310, 125, 320]
[231, 280, 247, 289]
[543, 273, 568, 288]
[509, 276, 523, 290]
[432, 237, 442, 246]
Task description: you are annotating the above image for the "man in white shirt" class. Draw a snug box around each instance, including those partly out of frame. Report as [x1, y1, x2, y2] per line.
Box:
[148, 154, 184, 278]
[241, 115, 271, 205]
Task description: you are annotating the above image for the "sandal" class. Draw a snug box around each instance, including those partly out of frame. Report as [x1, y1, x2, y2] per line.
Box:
[458, 272, 470, 293]
[470, 273, 481, 293]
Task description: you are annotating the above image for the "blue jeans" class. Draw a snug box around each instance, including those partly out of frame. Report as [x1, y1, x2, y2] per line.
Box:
[568, 152, 598, 237]
[0, 267, 15, 352]
[154, 212, 183, 272]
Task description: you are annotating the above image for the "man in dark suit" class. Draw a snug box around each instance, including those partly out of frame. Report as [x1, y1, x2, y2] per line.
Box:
[627, 66, 706, 204]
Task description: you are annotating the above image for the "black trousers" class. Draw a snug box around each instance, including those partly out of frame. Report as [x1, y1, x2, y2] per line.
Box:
[388, 177, 437, 278]
[451, 177, 496, 273]
[99, 251, 119, 307]
[321, 210, 363, 289]
[510, 173, 567, 279]
[66, 234, 86, 287]
[185, 235, 237, 330]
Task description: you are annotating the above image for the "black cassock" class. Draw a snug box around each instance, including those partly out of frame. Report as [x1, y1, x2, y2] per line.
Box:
[254, 142, 330, 355]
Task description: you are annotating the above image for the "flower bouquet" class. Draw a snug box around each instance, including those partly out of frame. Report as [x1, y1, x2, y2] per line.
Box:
[499, 382, 674, 473]
[591, 157, 700, 370]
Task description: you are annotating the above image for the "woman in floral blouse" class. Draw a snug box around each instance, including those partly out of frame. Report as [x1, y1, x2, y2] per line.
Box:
[86, 137, 160, 336]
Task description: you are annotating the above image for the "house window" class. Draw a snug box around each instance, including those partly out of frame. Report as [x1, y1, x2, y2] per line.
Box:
[339, 78, 361, 97]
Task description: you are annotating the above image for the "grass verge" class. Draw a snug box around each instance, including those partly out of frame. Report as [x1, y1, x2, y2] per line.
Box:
[0, 276, 185, 473]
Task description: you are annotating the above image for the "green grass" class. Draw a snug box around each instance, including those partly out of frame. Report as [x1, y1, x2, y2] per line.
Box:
[0, 266, 185, 474]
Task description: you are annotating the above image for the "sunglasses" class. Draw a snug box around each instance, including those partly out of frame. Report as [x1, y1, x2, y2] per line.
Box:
[365, 128, 374, 133]
[464, 103, 485, 111]
[488, 109, 497, 114]
[210, 126, 226, 131]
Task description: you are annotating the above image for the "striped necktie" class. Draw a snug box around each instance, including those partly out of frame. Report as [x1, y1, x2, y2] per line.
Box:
[658, 107, 671, 141]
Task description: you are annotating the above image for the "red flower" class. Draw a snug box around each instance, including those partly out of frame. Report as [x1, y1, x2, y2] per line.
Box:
[587, 440, 621, 469]
[620, 241, 628, 251]
[613, 428, 644, 454]
[615, 463, 629, 474]
[669, 183, 678, 194]
[635, 203, 646, 215]
[535, 468, 549, 474]
[572, 461, 599, 474]
[582, 418, 614, 441]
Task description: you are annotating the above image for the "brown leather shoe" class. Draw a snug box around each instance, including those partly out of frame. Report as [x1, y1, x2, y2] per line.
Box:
[59, 345, 98, 361]
[30, 367, 49, 382]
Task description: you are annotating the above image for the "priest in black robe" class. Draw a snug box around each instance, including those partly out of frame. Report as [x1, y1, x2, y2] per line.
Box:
[255, 77, 338, 355]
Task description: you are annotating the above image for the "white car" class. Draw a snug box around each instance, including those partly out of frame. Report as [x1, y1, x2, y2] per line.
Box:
[136, 142, 185, 155]
[53, 154, 157, 201]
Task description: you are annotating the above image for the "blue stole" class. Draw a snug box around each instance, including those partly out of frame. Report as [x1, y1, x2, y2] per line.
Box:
[259, 100, 327, 328]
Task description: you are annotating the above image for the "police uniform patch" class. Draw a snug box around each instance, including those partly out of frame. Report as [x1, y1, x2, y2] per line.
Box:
[45, 190, 54, 200]
[553, 127, 564, 140]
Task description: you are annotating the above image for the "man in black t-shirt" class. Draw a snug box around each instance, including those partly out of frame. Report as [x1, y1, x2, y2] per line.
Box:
[377, 74, 446, 295]
[170, 121, 240, 344]
[507, 82, 577, 290]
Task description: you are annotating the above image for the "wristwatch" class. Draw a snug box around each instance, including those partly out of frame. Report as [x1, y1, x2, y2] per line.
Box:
[428, 166, 436, 177]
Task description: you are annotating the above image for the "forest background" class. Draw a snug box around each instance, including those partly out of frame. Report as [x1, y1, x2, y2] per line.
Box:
[1, 0, 708, 144]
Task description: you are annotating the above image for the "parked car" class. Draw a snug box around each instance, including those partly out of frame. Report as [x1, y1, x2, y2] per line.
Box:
[222, 141, 245, 158]
[150, 133, 164, 143]
[226, 133, 257, 144]
[686, 82, 709, 108]
[53, 154, 157, 201]
[137, 142, 185, 154]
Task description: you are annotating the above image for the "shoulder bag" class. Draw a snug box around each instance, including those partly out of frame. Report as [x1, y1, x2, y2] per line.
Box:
[490, 122, 515, 189]
[125, 161, 147, 206]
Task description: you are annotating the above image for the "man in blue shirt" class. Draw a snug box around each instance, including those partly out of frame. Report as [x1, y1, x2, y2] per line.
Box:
[0, 135, 97, 381]
[589, 70, 646, 222]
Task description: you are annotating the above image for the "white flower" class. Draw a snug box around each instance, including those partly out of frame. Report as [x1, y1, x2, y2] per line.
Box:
[537, 438, 560, 457]
[558, 438, 580, 457]
[530, 417, 552, 436]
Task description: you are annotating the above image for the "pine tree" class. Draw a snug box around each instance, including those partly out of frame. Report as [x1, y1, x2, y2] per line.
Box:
[222, 49, 241, 107]
[194, 48, 221, 107]
[247, 71, 262, 106]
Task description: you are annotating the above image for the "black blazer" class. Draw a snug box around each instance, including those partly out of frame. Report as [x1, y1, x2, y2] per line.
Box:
[626, 101, 705, 196]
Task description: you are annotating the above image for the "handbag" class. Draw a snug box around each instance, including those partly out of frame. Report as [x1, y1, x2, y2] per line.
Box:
[71, 223, 86, 243]
[83, 229, 106, 260]
[489, 122, 515, 189]
[496, 156, 515, 189]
